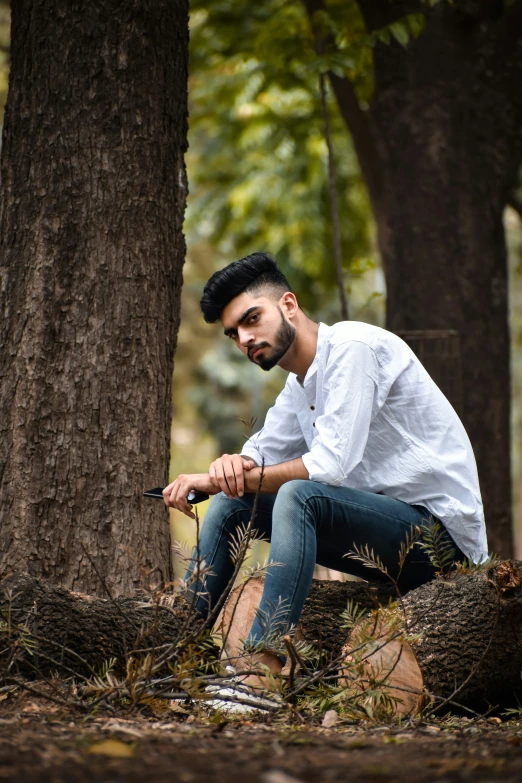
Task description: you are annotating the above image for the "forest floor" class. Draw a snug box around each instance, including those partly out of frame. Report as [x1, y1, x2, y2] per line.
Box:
[1, 692, 522, 782]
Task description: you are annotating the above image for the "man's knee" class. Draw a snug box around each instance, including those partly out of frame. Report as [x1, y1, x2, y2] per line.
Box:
[203, 492, 247, 529]
[274, 479, 312, 509]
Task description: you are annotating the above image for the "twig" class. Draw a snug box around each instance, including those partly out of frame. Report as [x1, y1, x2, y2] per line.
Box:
[154, 463, 267, 672]
[319, 69, 349, 321]
[284, 637, 298, 697]
[3, 676, 87, 710]
[284, 634, 311, 676]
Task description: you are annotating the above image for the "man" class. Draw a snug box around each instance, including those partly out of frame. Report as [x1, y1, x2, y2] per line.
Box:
[163, 252, 487, 684]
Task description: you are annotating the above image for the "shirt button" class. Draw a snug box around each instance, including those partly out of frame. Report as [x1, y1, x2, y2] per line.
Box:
[313, 422, 315, 427]
[310, 405, 315, 410]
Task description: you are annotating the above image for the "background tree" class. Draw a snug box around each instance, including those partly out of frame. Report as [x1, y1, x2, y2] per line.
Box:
[0, 0, 189, 595]
[186, 0, 522, 558]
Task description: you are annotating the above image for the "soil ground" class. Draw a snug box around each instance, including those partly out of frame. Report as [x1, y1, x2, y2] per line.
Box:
[1, 694, 522, 783]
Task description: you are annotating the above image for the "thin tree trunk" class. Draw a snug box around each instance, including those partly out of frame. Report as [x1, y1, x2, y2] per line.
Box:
[319, 72, 349, 322]
[0, 0, 189, 594]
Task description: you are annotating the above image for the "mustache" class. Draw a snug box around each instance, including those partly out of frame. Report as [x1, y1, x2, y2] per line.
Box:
[248, 342, 270, 360]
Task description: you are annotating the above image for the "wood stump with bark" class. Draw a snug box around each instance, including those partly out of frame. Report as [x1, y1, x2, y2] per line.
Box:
[2, 563, 522, 713]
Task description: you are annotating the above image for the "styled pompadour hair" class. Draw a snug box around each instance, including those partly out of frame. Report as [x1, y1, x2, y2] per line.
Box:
[200, 252, 292, 323]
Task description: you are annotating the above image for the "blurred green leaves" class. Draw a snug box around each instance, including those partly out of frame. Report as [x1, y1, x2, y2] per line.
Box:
[186, 0, 373, 311]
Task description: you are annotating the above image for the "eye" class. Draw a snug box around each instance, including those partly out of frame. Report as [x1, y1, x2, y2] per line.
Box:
[248, 313, 259, 325]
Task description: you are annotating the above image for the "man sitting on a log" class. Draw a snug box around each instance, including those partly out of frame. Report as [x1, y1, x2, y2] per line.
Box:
[163, 252, 487, 686]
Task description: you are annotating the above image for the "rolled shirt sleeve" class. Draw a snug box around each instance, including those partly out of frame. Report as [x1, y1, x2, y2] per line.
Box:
[241, 380, 308, 467]
[302, 341, 379, 485]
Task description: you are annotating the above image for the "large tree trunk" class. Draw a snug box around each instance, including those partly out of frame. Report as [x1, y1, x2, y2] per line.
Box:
[4, 564, 522, 712]
[304, 0, 522, 558]
[0, 0, 189, 593]
[367, 3, 521, 560]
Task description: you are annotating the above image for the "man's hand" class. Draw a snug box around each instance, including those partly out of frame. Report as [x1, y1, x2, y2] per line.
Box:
[208, 453, 257, 500]
[163, 473, 218, 519]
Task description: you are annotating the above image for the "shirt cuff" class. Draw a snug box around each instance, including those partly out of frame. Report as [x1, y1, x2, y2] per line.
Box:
[240, 444, 263, 466]
[302, 444, 345, 486]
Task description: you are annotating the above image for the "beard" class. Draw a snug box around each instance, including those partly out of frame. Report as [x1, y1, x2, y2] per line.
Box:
[248, 308, 296, 372]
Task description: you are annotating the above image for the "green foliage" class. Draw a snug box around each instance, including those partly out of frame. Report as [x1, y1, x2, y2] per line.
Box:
[188, 339, 287, 454]
[418, 518, 457, 575]
[187, 0, 374, 310]
[397, 526, 422, 577]
[343, 542, 390, 578]
[453, 553, 502, 575]
[340, 597, 368, 630]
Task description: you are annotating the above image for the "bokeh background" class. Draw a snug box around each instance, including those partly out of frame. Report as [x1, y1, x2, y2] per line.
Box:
[1, 1, 521, 576]
[167, 3, 522, 576]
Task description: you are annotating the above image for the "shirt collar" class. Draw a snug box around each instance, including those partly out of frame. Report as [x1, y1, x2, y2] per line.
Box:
[296, 322, 330, 386]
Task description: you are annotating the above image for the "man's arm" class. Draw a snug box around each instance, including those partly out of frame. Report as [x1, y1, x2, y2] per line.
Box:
[243, 457, 309, 494]
[209, 379, 307, 499]
[207, 453, 258, 499]
[163, 457, 309, 519]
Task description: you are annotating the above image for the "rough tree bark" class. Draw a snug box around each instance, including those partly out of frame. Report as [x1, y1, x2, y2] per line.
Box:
[0, 0, 189, 593]
[304, 0, 522, 558]
[4, 564, 522, 711]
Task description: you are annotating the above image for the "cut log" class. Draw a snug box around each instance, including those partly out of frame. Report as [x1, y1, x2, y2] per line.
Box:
[2, 565, 522, 713]
[338, 615, 424, 717]
[219, 564, 522, 713]
[0, 572, 199, 677]
[219, 578, 422, 715]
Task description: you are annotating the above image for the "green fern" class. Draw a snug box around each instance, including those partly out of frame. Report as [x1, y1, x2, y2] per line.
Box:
[228, 521, 268, 565]
[340, 598, 368, 630]
[418, 517, 456, 575]
[397, 526, 422, 576]
[454, 553, 502, 574]
[344, 543, 390, 578]
[97, 657, 117, 679]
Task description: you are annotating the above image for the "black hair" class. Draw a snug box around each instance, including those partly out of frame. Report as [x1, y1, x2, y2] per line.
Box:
[200, 252, 292, 323]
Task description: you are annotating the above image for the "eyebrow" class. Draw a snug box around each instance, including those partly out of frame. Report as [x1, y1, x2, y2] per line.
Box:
[223, 306, 259, 337]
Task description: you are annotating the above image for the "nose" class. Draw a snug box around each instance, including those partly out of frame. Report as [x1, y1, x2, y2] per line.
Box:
[237, 326, 255, 347]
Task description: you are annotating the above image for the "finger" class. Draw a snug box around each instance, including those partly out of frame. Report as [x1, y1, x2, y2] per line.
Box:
[208, 469, 220, 492]
[242, 459, 256, 471]
[162, 481, 176, 506]
[172, 481, 195, 519]
[223, 454, 239, 498]
[167, 480, 181, 508]
[232, 454, 245, 497]
[214, 458, 233, 498]
[209, 463, 219, 489]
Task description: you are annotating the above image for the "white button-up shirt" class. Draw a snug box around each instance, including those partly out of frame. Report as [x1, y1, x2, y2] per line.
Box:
[241, 321, 487, 563]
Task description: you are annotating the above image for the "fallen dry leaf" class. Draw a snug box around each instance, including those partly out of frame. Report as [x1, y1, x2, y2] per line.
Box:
[86, 739, 136, 758]
[262, 771, 304, 783]
[321, 710, 339, 729]
[101, 721, 144, 739]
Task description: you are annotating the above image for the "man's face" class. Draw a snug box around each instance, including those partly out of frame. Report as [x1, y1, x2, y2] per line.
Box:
[221, 291, 297, 371]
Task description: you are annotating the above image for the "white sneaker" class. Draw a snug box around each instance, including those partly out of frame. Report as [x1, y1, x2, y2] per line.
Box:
[203, 670, 282, 715]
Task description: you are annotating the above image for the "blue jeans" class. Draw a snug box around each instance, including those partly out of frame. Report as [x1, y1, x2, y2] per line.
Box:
[185, 480, 462, 654]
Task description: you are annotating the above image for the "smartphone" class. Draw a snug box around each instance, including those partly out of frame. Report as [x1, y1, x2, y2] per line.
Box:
[143, 487, 209, 504]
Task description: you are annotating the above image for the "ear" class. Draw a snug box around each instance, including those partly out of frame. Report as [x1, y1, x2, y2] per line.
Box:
[280, 291, 299, 320]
